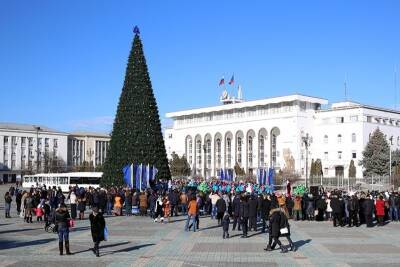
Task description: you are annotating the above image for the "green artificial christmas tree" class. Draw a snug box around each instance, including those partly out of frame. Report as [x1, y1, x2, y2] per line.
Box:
[102, 27, 171, 186]
[360, 128, 390, 178]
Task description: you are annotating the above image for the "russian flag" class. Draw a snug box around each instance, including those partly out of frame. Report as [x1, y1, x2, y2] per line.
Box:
[219, 76, 225, 86]
[228, 74, 234, 85]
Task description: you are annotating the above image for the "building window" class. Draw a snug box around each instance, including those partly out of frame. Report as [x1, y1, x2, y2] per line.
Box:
[259, 135, 265, 166]
[216, 139, 221, 168]
[188, 140, 193, 164]
[196, 140, 201, 166]
[324, 152, 328, 160]
[338, 151, 342, 159]
[206, 139, 211, 167]
[28, 137, 33, 147]
[226, 137, 232, 167]
[367, 116, 372, 123]
[21, 137, 26, 146]
[352, 133, 356, 143]
[324, 135, 328, 144]
[4, 160, 8, 167]
[336, 117, 344, 123]
[45, 138, 49, 147]
[271, 134, 277, 167]
[21, 160, 25, 169]
[248, 136, 253, 167]
[12, 136, 17, 146]
[324, 168, 329, 176]
[337, 134, 342, 143]
[237, 137, 242, 164]
[4, 136, 9, 145]
[352, 152, 357, 159]
[168, 134, 172, 139]
[11, 160, 16, 169]
[350, 115, 358, 122]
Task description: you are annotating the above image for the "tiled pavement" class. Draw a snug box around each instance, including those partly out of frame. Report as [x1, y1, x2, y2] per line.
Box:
[1, 187, 400, 266]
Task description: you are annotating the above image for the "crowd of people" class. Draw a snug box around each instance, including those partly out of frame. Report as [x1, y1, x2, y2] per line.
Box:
[3, 179, 400, 254]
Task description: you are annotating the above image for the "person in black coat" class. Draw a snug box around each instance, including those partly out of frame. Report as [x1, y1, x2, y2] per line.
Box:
[89, 207, 106, 257]
[239, 195, 249, 238]
[330, 195, 343, 227]
[315, 196, 327, 222]
[265, 206, 287, 253]
[168, 190, 179, 217]
[55, 204, 72, 255]
[362, 195, 374, 227]
[260, 194, 271, 233]
[216, 196, 226, 225]
[348, 195, 359, 227]
[222, 212, 230, 239]
[248, 194, 258, 231]
[232, 194, 241, 231]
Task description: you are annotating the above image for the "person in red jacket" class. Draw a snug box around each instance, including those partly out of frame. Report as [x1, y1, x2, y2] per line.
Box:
[375, 195, 385, 226]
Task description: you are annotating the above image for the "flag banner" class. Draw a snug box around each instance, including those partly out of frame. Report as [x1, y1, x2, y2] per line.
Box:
[263, 169, 267, 185]
[219, 76, 225, 86]
[221, 168, 225, 180]
[152, 166, 158, 181]
[122, 164, 132, 188]
[135, 163, 141, 190]
[148, 165, 153, 187]
[229, 74, 234, 85]
[141, 164, 147, 190]
[256, 168, 261, 184]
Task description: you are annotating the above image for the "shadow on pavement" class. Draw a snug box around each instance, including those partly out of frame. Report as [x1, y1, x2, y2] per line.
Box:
[293, 239, 312, 248]
[73, 241, 131, 254]
[101, 243, 155, 255]
[0, 228, 36, 235]
[0, 238, 57, 249]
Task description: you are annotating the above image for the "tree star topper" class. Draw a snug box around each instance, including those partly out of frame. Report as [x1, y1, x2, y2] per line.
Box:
[133, 25, 140, 35]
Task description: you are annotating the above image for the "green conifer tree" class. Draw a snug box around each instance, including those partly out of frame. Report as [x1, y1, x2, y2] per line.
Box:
[360, 128, 390, 178]
[102, 27, 171, 186]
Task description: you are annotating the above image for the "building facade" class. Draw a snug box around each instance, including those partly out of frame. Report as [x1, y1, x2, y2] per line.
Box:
[0, 123, 69, 182]
[164, 94, 400, 181]
[68, 132, 110, 168]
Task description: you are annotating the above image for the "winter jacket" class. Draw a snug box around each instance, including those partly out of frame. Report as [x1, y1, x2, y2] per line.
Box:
[216, 198, 226, 213]
[248, 196, 258, 217]
[269, 208, 281, 238]
[89, 212, 106, 242]
[232, 196, 241, 216]
[222, 214, 230, 231]
[330, 197, 343, 214]
[239, 200, 250, 218]
[375, 199, 385, 216]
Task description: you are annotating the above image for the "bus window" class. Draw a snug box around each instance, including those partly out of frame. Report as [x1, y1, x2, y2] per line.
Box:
[83, 177, 101, 184]
[34, 177, 38, 183]
[38, 177, 42, 183]
[70, 177, 81, 184]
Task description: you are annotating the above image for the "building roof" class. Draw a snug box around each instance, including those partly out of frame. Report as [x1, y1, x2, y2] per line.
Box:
[166, 94, 328, 118]
[0, 122, 68, 135]
[318, 101, 400, 116]
[69, 131, 111, 138]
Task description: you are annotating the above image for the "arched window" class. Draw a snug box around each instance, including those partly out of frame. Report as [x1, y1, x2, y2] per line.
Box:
[248, 136, 253, 167]
[271, 134, 277, 167]
[397, 137, 400, 146]
[351, 133, 356, 143]
[259, 135, 265, 166]
[237, 137, 242, 164]
[337, 134, 342, 143]
[324, 135, 328, 144]
[188, 140, 193, 164]
[226, 137, 232, 167]
[206, 139, 211, 167]
[196, 140, 201, 166]
[216, 139, 221, 168]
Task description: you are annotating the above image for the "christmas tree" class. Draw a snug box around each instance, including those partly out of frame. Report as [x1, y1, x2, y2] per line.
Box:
[102, 27, 171, 186]
[360, 128, 390, 178]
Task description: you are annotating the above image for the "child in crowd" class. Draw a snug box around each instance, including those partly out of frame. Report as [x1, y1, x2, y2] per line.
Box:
[222, 212, 230, 239]
[36, 203, 44, 222]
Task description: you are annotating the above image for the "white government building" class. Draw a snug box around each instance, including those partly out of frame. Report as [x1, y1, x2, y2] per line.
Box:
[164, 88, 400, 182]
[0, 123, 110, 183]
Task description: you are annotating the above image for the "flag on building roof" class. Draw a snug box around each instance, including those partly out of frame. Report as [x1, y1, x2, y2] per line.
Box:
[219, 76, 225, 86]
[228, 74, 234, 85]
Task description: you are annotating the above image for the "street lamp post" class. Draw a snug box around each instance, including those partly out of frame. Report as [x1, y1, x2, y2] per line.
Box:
[302, 133, 312, 189]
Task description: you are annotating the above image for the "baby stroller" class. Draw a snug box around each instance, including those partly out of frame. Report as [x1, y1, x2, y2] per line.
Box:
[45, 221, 58, 233]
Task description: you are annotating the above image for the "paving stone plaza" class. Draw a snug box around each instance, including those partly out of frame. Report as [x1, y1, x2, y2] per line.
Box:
[0, 184, 399, 267]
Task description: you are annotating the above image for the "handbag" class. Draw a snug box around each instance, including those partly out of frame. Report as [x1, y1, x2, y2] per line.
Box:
[68, 219, 75, 228]
[280, 227, 289, 235]
[103, 226, 108, 241]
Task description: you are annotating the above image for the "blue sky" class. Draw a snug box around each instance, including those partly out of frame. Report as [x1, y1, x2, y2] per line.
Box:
[1, 1, 399, 133]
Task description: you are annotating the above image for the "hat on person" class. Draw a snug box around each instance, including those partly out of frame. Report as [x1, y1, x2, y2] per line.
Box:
[92, 207, 99, 213]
